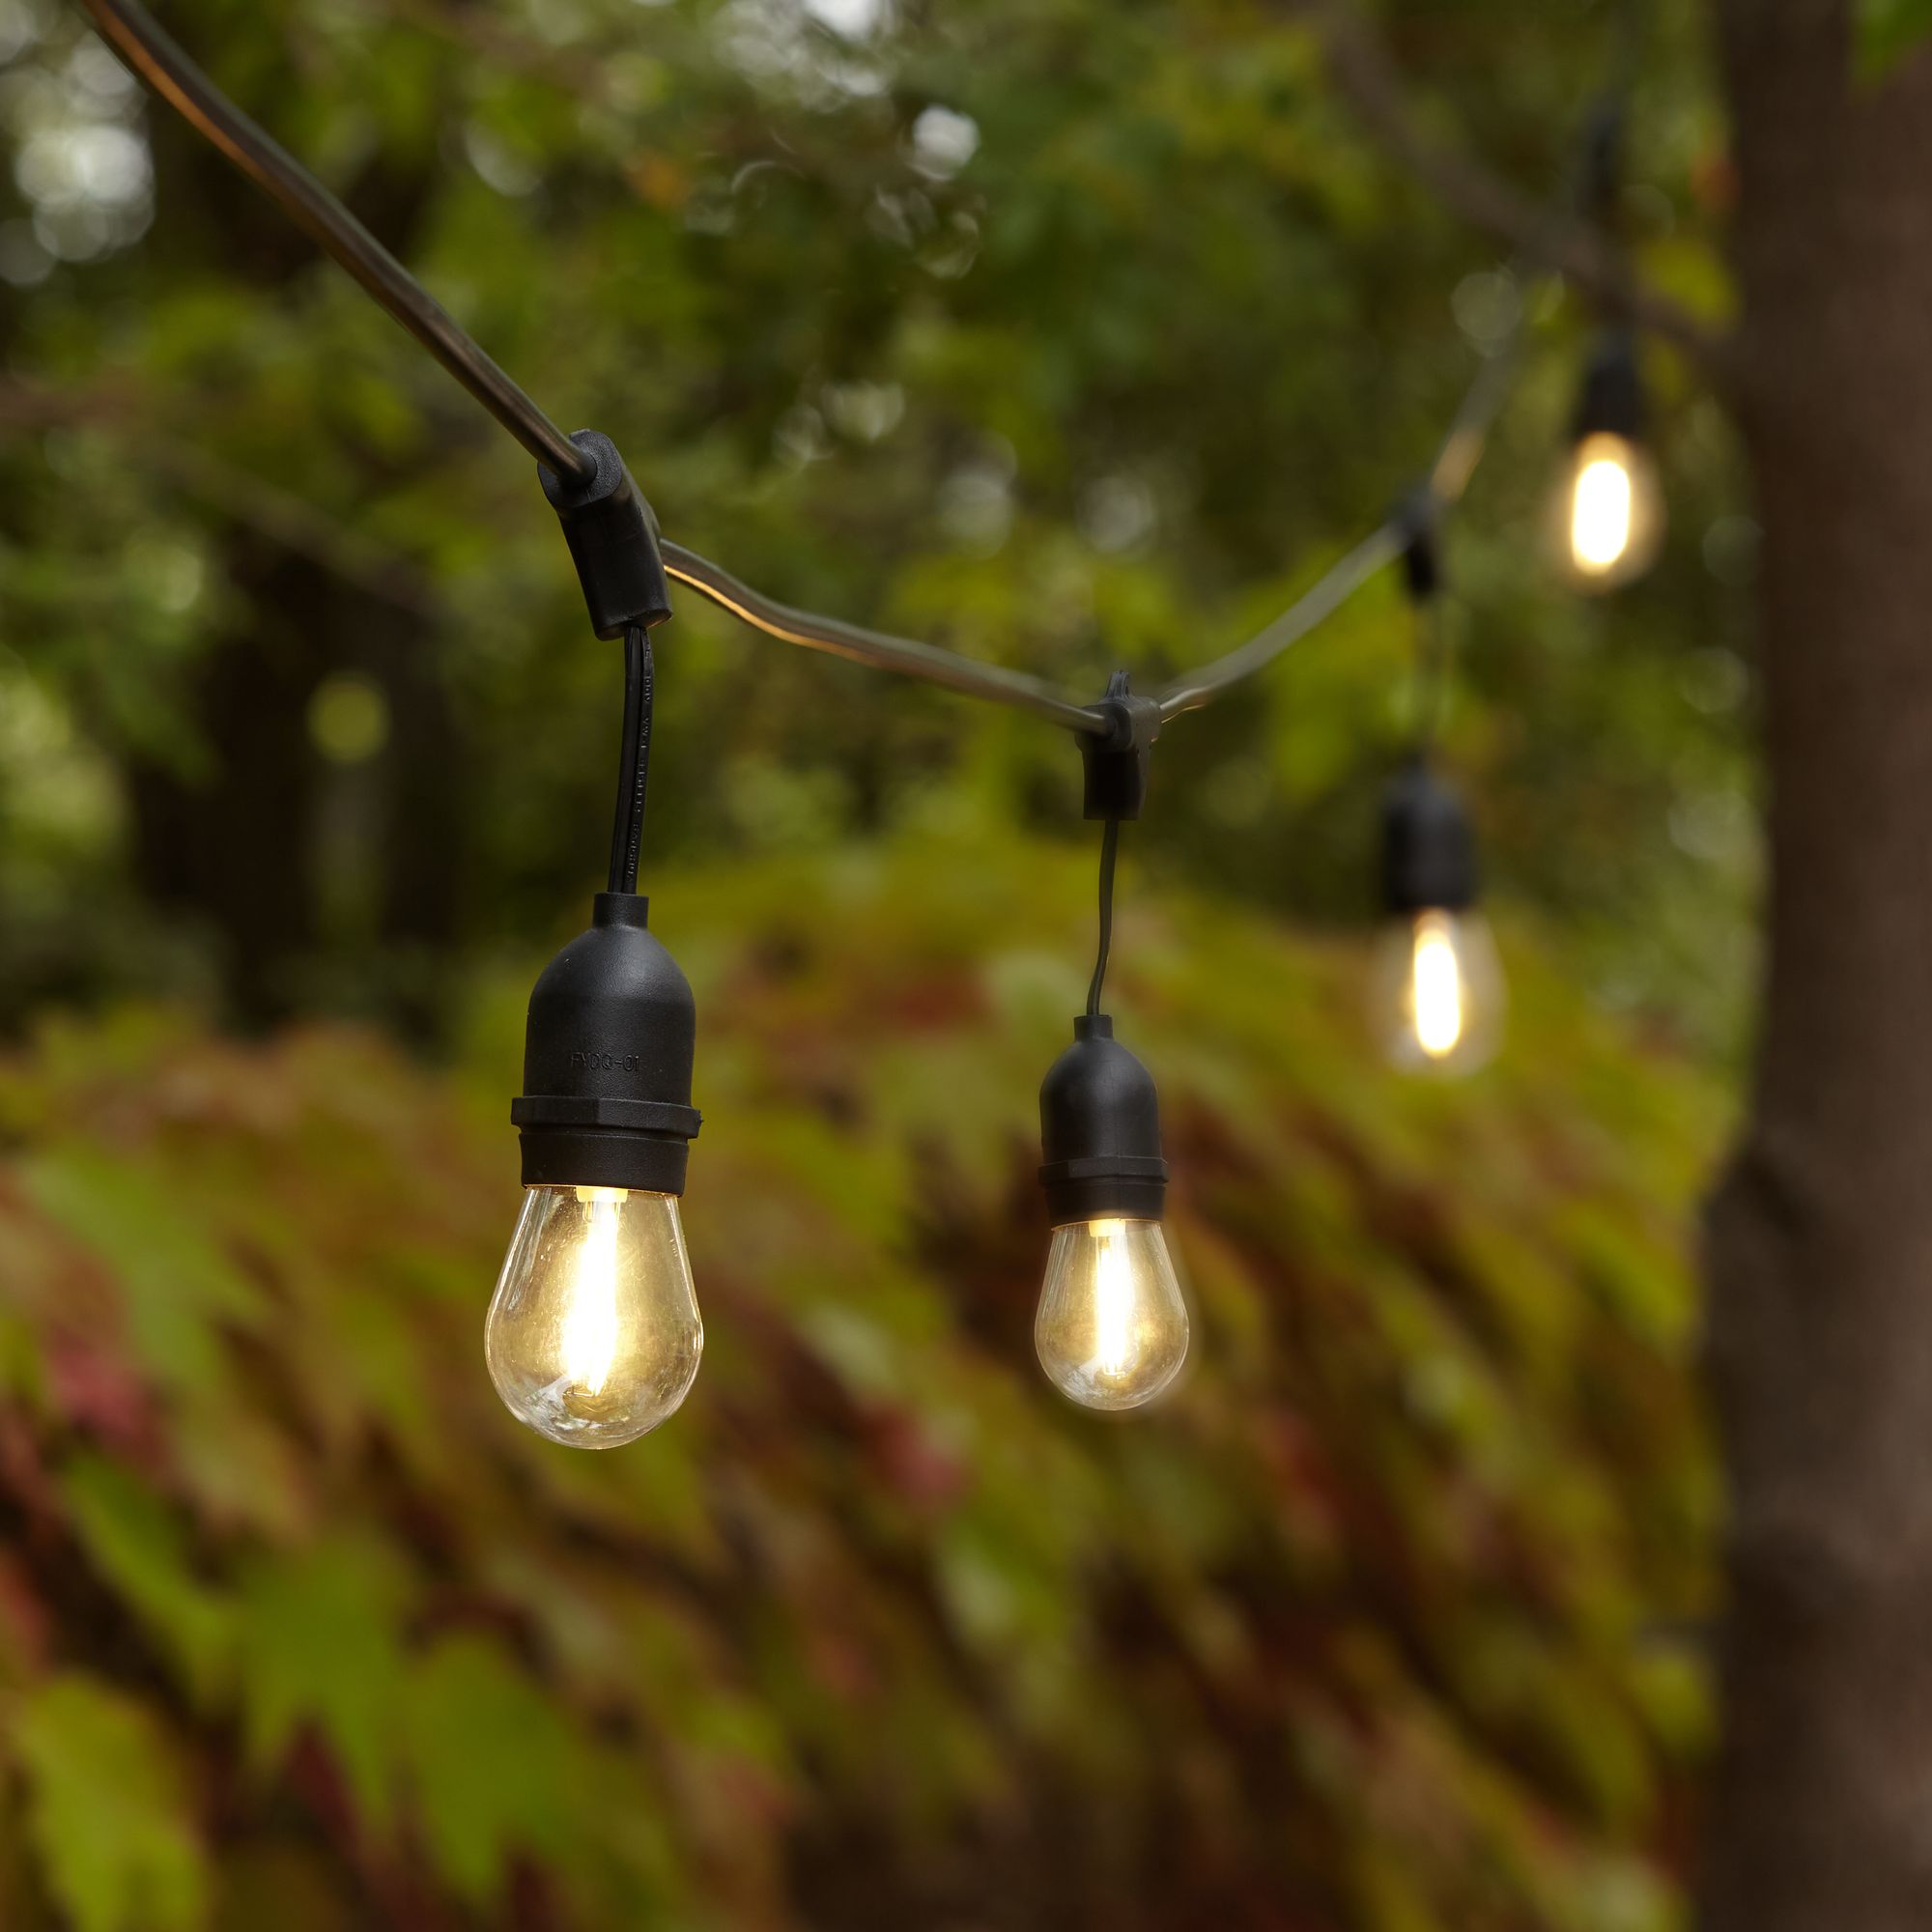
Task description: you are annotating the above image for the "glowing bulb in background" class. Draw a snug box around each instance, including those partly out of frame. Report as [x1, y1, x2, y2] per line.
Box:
[1410, 912, 1465, 1058]
[1560, 432, 1662, 588]
[1370, 908, 1505, 1075]
[1035, 1217, 1189, 1411]
[1570, 440, 1634, 570]
[486, 1184, 701, 1447]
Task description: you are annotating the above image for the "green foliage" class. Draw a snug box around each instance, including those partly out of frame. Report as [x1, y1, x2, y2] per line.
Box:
[0, 836, 1719, 1927]
[400, 1635, 607, 1906]
[0, 0, 1749, 1052]
[0, 3, 1737, 1918]
[1857, 0, 1932, 76]
[13, 1675, 208, 1932]
[234, 1534, 409, 1819]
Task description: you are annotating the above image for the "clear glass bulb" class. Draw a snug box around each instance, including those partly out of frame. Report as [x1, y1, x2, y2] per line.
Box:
[1035, 1217, 1189, 1411]
[485, 1185, 701, 1448]
[1369, 908, 1506, 1075]
[1559, 431, 1663, 588]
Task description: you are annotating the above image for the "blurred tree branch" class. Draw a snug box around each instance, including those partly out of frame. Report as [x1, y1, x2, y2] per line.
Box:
[0, 378, 439, 616]
[384, 0, 627, 103]
[150, 440, 440, 617]
[1285, 0, 1731, 372]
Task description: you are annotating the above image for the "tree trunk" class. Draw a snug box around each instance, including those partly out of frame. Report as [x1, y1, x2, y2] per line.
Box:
[124, 113, 464, 1035]
[126, 568, 321, 1027]
[1702, 4, 1932, 1926]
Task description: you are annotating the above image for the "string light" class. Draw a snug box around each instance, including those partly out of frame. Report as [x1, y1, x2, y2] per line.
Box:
[1371, 759, 1506, 1075]
[1369, 518, 1506, 1075]
[1032, 692, 1189, 1410]
[486, 463, 709, 1447]
[1370, 889, 1507, 1075]
[488, 1182, 702, 1447]
[67, 0, 1661, 1438]
[1558, 329, 1663, 589]
[1554, 99, 1664, 592]
[1035, 1003, 1189, 1412]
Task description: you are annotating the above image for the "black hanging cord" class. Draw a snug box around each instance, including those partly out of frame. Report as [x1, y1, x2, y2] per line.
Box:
[1411, 596, 1457, 752]
[1087, 817, 1121, 1018]
[608, 624, 654, 895]
[1399, 502, 1454, 753]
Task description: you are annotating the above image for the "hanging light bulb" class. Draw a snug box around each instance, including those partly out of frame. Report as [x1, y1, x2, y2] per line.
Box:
[1036, 1014, 1188, 1410]
[1036, 1213, 1187, 1411]
[1371, 760, 1505, 1075]
[1556, 331, 1663, 589]
[1369, 905, 1506, 1074]
[489, 891, 704, 1448]
[487, 1182, 699, 1446]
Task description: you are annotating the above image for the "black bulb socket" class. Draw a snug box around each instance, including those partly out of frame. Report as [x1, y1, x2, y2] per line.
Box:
[1381, 760, 1478, 916]
[510, 893, 700, 1195]
[1572, 330, 1645, 444]
[1037, 1014, 1169, 1226]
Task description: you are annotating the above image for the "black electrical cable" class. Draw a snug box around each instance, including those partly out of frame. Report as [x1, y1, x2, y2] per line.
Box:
[1087, 817, 1121, 1019]
[76, 0, 1610, 737]
[73, 0, 1108, 729]
[73, 0, 590, 481]
[656, 542, 1108, 737]
[608, 624, 653, 895]
[1410, 596, 1456, 752]
[1397, 505, 1452, 751]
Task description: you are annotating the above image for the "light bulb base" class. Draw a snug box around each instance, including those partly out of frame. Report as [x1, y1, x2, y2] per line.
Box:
[1038, 1159, 1169, 1227]
[511, 892, 701, 1197]
[1380, 758, 1478, 916]
[1037, 1014, 1169, 1226]
[512, 1117, 696, 1194]
[1572, 330, 1645, 443]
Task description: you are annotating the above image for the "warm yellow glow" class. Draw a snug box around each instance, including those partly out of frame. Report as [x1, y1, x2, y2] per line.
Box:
[1090, 1218, 1133, 1377]
[560, 1185, 625, 1394]
[1371, 908, 1504, 1074]
[1035, 1217, 1189, 1411]
[1410, 912, 1465, 1059]
[1569, 434, 1637, 574]
[486, 1184, 702, 1448]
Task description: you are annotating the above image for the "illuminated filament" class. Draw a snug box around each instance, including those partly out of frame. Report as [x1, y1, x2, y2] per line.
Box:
[562, 1185, 626, 1394]
[1092, 1217, 1134, 1377]
[1410, 913, 1465, 1059]
[1570, 440, 1635, 572]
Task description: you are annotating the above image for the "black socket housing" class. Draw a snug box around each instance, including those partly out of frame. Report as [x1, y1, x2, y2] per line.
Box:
[1079, 670, 1162, 821]
[1037, 1014, 1169, 1225]
[539, 430, 675, 639]
[1381, 760, 1478, 916]
[511, 893, 700, 1195]
[1572, 331, 1644, 444]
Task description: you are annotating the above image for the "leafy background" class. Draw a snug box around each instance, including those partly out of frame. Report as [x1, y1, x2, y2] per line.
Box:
[0, 0, 1751, 1923]
[0, 0, 1747, 1044]
[0, 844, 1720, 1928]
